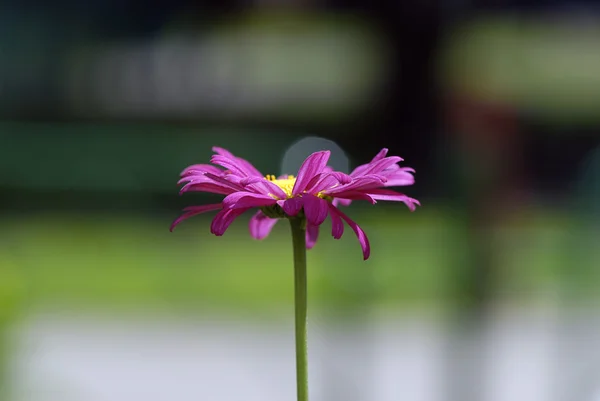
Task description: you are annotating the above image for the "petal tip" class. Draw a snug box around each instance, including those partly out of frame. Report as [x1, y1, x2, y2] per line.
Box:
[169, 218, 182, 232]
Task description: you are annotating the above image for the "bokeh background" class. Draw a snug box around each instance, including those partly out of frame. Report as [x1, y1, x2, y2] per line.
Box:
[1, 0, 600, 400]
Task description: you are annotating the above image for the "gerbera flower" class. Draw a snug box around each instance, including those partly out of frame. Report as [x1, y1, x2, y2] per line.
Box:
[171, 146, 419, 260]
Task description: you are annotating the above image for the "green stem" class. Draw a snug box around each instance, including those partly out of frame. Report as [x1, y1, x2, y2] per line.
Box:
[289, 218, 308, 401]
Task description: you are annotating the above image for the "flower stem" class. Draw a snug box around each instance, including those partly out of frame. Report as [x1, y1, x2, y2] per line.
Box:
[289, 218, 308, 401]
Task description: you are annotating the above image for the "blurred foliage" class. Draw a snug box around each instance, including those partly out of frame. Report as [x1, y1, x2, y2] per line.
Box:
[440, 14, 600, 126]
[0, 122, 297, 193]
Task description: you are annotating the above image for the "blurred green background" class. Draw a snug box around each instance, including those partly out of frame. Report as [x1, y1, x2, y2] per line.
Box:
[2, 124, 595, 315]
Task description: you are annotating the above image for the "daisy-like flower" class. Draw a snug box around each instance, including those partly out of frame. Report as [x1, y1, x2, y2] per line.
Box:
[171, 147, 419, 260]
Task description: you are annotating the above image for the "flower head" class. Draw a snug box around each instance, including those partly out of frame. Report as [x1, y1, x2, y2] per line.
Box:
[171, 147, 419, 260]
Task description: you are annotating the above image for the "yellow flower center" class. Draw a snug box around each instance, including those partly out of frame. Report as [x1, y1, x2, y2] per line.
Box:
[265, 175, 296, 198]
[265, 174, 333, 201]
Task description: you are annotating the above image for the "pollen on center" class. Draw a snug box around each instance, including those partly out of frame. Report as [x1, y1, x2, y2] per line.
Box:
[266, 174, 296, 198]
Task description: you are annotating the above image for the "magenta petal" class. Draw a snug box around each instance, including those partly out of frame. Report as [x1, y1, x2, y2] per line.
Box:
[210, 208, 247, 236]
[222, 192, 276, 209]
[170, 203, 222, 231]
[292, 151, 331, 196]
[236, 158, 263, 178]
[205, 173, 280, 199]
[306, 223, 319, 249]
[358, 156, 403, 176]
[370, 148, 389, 163]
[350, 156, 402, 178]
[181, 164, 223, 177]
[325, 175, 386, 195]
[180, 182, 238, 196]
[380, 167, 415, 187]
[248, 180, 287, 200]
[333, 198, 352, 207]
[204, 173, 247, 191]
[365, 189, 420, 211]
[303, 194, 329, 226]
[236, 159, 263, 178]
[306, 172, 352, 194]
[212, 147, 236, 158]
[329, 205, 371, 260]
[303, 173, 324, 190]
[212, 147, 264, 178]
[283, 197, 303, 216]
[327, 203, 344, 239]
[328, 191, 376, 204]
[383, 174, 415, 187]
[178, 175, 209, 185]
[178, 172, 218, 186]
[304, 174, 331, 194]
[329, 172, 353, 185]
[210, 155, 252, 177]
[240, 176, 263, 186]
[350, 148, 389, 177]
[249, 211, 278, 240]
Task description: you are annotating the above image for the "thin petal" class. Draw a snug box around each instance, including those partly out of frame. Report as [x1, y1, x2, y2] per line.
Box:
[332, 198, 352, 207]
[246, 179, 287, 200]
[325, 175, 386, 196]
[235, 158, 263, 178]
[328, 205, 371, 260]
[210, 155, 253, 177]
[370, 148, 389, 163]
[178, 171, 223, 186]
[240, 176, 263, 186]
[283, 197, 303, 216]
[367, 189, 420, 211]
[170, 203, 222, 231]
[205, 173, 281, 198]
[329, 191, 377, 204]
[212, 147, 236, 158]
[379, 167, 415, 187]
[306, 223, 319, 249]
[328, 204, 344, 239]
[222, 192, 276, 209]
[349, 163, 370, 178]
[303, 173, 326, 194]
[178, 174, 210, 185]
[357, 156, 403, 176]
[210, 208, 247, 236]
[235, 158, 264, 178]
[179, 182, 238, 196]
[181, 164, 223, 177]
[249, 211, 278, 240]
[350, 148, 391, 177]
[292, 151, 331, 196]
[305, 172, 352, 194]
[383, 174, 415, 187]
[303, 194, 329, 226]
[204, 173, 247, 191]
[212, 147, 263, 177]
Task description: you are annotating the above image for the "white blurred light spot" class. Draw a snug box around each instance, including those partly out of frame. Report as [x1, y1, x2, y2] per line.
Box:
[281, 137, 349, 175]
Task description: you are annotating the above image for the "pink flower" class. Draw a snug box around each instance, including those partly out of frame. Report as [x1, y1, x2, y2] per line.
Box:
[171, 147, 419, 260]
